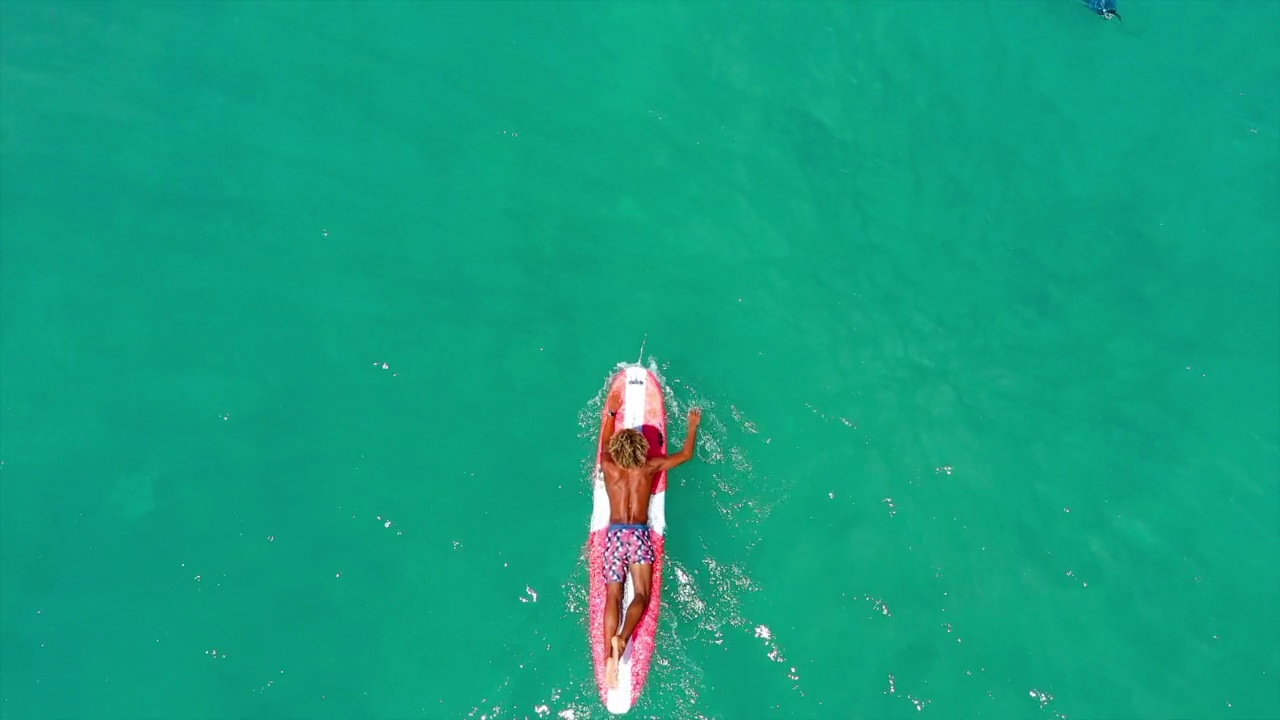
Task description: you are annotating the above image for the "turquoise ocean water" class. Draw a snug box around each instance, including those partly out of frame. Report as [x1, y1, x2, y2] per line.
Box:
[2, 2, 1278, 718]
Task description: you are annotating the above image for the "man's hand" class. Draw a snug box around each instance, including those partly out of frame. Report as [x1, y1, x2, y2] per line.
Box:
[655, 407, 702, 472]
[599, 390, 623, 465]
[605, 391, 623, 416]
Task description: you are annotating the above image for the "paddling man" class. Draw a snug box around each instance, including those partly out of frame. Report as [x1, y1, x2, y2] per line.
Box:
[598, 392, 702, 688]
[1088, 0, 1121, 21]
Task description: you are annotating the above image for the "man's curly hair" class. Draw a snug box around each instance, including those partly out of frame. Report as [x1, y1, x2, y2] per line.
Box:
[608, 428, 649, 469]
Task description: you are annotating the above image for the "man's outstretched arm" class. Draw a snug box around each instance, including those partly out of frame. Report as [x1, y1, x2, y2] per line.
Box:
[656, 408, 702, 471]
[598, 391, 622, 465]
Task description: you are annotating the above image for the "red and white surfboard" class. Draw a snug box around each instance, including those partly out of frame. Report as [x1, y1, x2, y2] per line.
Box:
[588, 364, 668, 714]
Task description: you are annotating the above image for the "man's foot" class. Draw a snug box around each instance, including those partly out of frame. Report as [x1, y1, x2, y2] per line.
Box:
[605, 636, 624, 688]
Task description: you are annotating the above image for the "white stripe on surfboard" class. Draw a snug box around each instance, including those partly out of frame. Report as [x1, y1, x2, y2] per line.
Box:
[590, 479, 611, 532]
[622, 365, 646, 428]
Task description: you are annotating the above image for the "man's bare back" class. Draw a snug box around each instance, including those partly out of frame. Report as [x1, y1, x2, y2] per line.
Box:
[602, 460, 663, 525]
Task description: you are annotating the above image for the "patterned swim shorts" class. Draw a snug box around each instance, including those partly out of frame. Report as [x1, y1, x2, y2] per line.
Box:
[603, 523, 655, 584]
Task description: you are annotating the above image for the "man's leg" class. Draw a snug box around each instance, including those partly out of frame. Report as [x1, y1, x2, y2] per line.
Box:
[616, 561, 653, 648]
[604, 580, 624, 687]
[604, 582, 623, 653]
